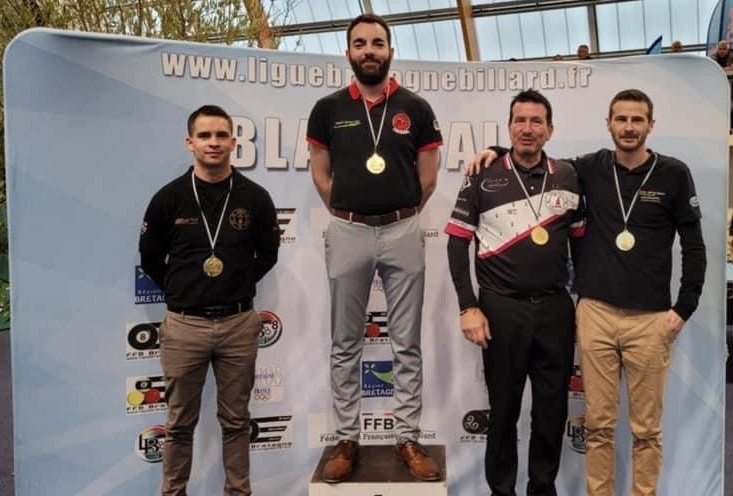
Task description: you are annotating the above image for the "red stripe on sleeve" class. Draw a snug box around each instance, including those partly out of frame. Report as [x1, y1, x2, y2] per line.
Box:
[306, 137, 329, 150]
[445, 222, 474, 240]
[418, 140, 443, 152]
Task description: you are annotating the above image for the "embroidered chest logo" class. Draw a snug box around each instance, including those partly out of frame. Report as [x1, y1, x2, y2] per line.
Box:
[229, 208, 251, 230]
[392, 113, 411, 134]
[174, 217, 199, 226]
[334, 120, 361, 129]
[638, 190, 666, 204]
[480, 178, 509, 192]
[543, 191, 574, 215]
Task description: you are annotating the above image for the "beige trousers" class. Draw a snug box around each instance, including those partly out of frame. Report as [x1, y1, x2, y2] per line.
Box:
[160, 309, 260, 496]
[577, 298, 675, 496]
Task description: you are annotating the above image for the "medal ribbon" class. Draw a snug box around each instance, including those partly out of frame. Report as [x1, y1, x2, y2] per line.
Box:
[506, 154, 548, 224]
[363, 90, 390, 156]
[612, 153, 658, 230]
[191, 170, 233, 256]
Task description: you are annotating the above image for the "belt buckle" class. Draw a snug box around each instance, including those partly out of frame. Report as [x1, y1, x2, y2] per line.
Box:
[201, 308, 220, 319]
[362, 215, 381, 227]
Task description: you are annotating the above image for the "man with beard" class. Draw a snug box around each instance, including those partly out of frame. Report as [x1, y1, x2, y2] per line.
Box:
[467, 89, 707, 496]
[446, 90, 583, 496]
[307, 13, 442, 484]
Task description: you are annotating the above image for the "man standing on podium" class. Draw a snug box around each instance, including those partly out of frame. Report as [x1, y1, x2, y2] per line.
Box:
[446, 90, 584, 496]
[307, 13, 443, 484]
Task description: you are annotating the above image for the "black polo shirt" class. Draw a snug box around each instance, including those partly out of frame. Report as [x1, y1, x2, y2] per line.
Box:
[139, 167, 280, 309]
[307, 78, 442, 215]
[572, 149, 706, 319]
[446, 152, 583, 308]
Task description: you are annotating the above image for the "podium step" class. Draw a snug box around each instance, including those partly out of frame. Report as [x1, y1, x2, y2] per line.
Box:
[309, 445, 447, 495]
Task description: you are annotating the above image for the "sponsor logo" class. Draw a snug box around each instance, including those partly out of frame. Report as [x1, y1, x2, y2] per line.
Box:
[126, 322, 161, 360]
[258, 311, 282, 348]
[126, 375, 167, 415]
[276, 208, 297, 243]
[136, 425, 166, 462]
[392, 112, 411, 134]
[568, 365, 584, 400]
[689, 195, 700, 208]
[360, 411, 436, 442]
[460, 409, 489, 443]
[307, 412, 436, 447]
[544, 191, 571, 214]
[638, 190, 665, 204]
[334, 120, 361, 129]
[250, 415, 294, 451]
[566, 415, 586, 454]
[135, 266, 165, 305]
[423, 228, 439, 239]
[362, 361, 393, 397]
[365, 312, 389, 345]
[481, 177, 509, 192]
[252, 365, 285, 404]
[229, 208, 251, 230]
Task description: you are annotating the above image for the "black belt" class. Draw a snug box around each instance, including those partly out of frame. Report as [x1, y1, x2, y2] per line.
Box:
[331, 207, 417, 227]
[168, 300, 252, 319]
[480, 289, 566, 304]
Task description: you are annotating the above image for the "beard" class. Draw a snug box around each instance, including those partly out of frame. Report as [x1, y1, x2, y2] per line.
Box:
[612, 130, 648, 152]
[349, 54, 391, 86]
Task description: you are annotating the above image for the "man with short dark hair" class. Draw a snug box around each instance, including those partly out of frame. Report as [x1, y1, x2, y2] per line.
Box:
[468, 88, 707, 496]
[307, 13, 442, 483]
[446, 89, 584, 496]
[140, 104, 280, 496]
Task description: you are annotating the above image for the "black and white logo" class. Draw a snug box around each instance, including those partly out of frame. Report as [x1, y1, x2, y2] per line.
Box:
[276, 208, 297, 243]
[250, 415, 294, 451]
[126, 322, 161, 360]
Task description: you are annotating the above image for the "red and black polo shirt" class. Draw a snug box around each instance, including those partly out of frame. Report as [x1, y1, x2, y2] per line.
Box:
[307, 78, 442, 215]
[446, 153, 584, 298]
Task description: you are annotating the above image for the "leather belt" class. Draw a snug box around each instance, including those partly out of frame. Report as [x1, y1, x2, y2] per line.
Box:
[168, 300, 252, 319]
[331, 207, 417, 227]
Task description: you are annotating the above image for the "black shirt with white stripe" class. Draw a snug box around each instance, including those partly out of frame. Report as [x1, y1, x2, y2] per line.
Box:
[446, 152, 584, 309]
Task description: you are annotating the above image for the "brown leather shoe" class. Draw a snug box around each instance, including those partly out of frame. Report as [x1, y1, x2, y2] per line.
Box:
[396, 441, 441, 481]
[322, 440, 359, 483]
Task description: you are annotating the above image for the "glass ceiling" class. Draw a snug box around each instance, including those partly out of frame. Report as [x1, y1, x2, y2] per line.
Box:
[269, 0, 719, 61]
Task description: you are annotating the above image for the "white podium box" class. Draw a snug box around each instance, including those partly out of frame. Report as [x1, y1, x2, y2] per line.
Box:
[309, 445, 447, 496]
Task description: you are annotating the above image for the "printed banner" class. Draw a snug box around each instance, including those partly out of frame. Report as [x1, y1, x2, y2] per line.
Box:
[4, 29, 727, 495]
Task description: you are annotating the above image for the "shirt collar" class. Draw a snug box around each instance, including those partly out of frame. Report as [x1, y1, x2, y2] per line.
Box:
[614, 149, 655, 174]
[348, 77, 399, 103]
[504, 150, 555, 175]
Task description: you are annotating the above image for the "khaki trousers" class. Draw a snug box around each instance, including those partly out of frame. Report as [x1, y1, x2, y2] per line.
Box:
[160, 309, 260, 496]
[577, 298, 674, 496]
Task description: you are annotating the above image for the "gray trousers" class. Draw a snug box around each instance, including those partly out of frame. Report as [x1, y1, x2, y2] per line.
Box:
[324, 214, 425, 443]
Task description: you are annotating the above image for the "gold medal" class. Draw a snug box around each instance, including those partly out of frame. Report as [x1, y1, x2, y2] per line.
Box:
[615, 229, 635, 251]
[203, 255, 224, 277]
[366, 153, 386, 174]
[530, 225, 549, 245]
